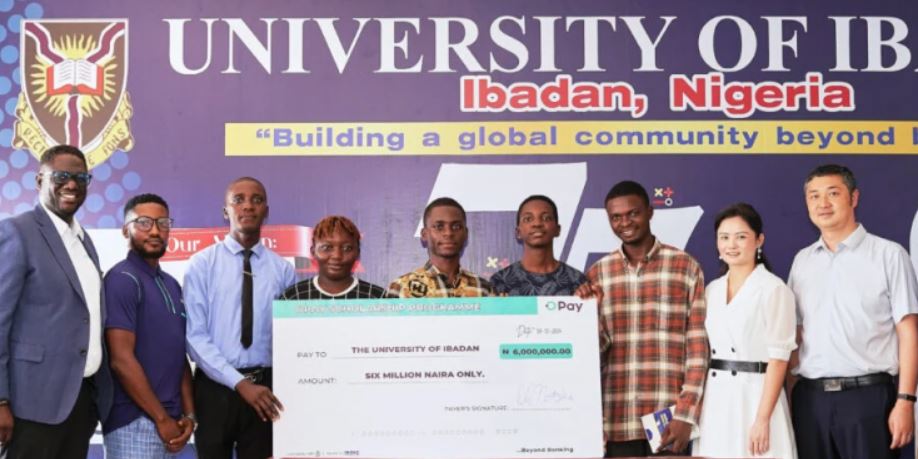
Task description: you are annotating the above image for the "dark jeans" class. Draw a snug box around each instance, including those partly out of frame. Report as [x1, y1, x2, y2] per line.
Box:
[193, 368, 273, 459]
[3, 378, 99, 459]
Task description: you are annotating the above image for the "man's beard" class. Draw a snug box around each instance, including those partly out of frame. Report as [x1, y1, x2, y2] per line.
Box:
[131, 238, 166, 260]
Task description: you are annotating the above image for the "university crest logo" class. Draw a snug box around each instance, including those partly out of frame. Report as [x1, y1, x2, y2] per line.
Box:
[13, 19, 133, 168]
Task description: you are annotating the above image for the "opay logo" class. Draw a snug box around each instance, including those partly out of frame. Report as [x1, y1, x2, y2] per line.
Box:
[542, 300, 583, 313]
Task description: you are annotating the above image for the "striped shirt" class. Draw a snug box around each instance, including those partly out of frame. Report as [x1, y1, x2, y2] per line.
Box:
[587, 239, 708, 442]
[388, 262, 493, 298]
[280, 277, 389, 300]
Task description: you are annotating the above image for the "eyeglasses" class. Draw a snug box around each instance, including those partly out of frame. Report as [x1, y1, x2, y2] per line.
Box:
[127, 217, 174, 232]
[44, 170, 93, 187]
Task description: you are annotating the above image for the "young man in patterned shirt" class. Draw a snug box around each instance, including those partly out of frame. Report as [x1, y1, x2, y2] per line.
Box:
[280, 216, 388, 300]
[490, 195, 586, 296]
[389, 197, 492, 298]
[579, 181, 708, 457]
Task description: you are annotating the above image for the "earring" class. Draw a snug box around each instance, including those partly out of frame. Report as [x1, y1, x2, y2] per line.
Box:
[756, 247, 762, 261]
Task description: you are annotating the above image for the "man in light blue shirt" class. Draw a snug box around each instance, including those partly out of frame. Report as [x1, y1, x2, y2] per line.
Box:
[789, 164, 918, 459]
[184, 177, 296, 459]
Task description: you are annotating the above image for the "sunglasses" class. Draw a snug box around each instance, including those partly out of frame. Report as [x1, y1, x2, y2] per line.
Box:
[44, 170, 93, 187]
[127, 217, 174, 232]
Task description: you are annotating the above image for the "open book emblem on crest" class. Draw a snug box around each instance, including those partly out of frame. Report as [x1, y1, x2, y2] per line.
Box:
[13, 19, 134, 169]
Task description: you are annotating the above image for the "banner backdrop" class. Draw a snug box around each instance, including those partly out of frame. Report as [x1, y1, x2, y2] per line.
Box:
[1, 0, 916, 282]
[0, 0, 916, 455]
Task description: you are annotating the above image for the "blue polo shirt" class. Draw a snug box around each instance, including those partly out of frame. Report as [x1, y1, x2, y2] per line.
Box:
[103, 250, 186, 434]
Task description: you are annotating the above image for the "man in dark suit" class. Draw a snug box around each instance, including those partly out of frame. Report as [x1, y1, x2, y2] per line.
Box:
[0, 145, 113, 458]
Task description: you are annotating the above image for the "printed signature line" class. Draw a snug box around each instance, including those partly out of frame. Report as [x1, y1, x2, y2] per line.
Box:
[511, 407, 572, 411]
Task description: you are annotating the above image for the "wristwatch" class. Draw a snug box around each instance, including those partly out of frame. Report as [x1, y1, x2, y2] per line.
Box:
[897, 393, 917, 402]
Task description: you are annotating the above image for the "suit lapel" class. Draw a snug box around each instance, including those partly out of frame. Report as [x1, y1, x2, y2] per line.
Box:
[33, 205, 87, 306]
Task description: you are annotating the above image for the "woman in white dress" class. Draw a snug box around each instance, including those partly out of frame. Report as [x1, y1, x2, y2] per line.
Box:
[694, 203, 798, 459]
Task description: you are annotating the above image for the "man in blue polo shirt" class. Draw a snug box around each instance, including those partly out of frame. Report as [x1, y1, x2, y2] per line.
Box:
[103, 194, 194, 457]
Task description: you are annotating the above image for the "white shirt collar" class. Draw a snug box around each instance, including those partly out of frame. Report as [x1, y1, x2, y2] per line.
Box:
[222, 233, 264, 257]
[313, 276, 358, 298]
[814, 223, 866, 253]
[40, 201, 84, 241]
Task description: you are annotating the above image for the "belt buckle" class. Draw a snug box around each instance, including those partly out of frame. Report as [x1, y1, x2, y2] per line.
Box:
[823, 379, 843, 392]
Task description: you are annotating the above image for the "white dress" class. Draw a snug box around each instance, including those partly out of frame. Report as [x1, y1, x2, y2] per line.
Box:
[693, 264, 798, 459]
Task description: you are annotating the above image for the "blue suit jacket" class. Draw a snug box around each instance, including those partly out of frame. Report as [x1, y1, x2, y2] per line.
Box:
[0, 205, 113, 424]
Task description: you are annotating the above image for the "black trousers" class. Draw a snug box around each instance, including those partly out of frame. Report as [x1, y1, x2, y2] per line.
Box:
[2, 378, 99, 459]
[194, 368, 273, 459]
[792, 378, 898, 459]
[605, 439, 690, 457]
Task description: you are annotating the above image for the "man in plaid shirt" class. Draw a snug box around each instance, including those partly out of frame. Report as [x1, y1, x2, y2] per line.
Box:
[580, 181, 708, 457]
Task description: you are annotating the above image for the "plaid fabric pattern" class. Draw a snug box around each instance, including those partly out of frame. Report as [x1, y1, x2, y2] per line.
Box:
[280, 277, 390, 300]
[103, 415, 189, 458]
[388, 262, 493, 298]
[587, 239, 708, 442]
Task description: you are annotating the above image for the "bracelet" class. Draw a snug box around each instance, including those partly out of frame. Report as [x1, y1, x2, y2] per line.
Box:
[182, 413, 198, 432]
[898, 393, 917, 402]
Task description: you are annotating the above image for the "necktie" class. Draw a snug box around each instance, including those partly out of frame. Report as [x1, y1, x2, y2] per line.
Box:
[241, 249, 253, 348]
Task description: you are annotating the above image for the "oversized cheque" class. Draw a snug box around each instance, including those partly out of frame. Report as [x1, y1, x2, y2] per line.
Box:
[273, 296, 603, 458]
